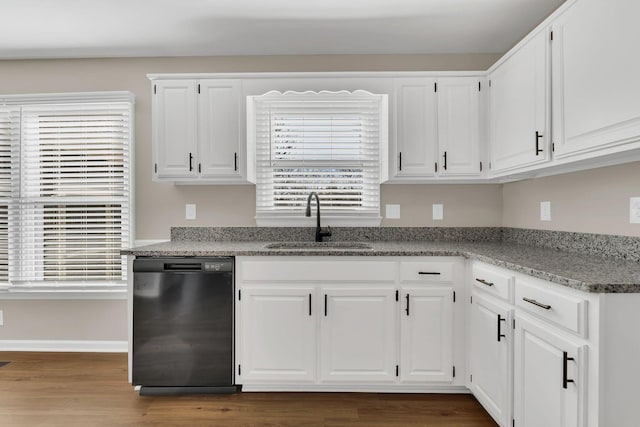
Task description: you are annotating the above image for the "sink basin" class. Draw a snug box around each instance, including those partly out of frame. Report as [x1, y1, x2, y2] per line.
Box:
[264, 242, 373, 250]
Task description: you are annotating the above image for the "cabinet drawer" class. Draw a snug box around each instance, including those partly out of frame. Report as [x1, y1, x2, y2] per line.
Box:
[400, 261, 454, 283]
[515, 278, 588, 338]
[471, 263, 514, 303]
[240, 258, 397, 282]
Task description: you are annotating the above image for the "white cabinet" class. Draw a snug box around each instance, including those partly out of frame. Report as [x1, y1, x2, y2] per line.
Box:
[514, 314, 585, 427]
[393, 78, 438, 178]
[237, 285, 317, 383]
[151, 78, 246, 183]
[437, 78, 482, 176]
[469, 292, 513, 427]
[551, 0, 640, 160]
[235, 256, 463, 392]
[320, 287, 397, 383]
[488, 29, 551, 174]
[400, 286, 454, 383]
[152, 79, 198, 178]
[392, 77, 483, 181]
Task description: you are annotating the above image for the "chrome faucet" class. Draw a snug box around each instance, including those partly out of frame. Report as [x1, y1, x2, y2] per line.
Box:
[305, 192, 332, 242]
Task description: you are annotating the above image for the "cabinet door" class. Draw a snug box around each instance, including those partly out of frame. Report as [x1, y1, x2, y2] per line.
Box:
[393, 78, 438, 178]
[437, 78, 482, 176]
[489, 30, 550, 173]
[469, 293, 512, 427]
[400, 286, 454, 383]
[238, 286, 316, 383]
[552, 0, 640, 159]
[320, 287, 397, 383]
[197, 79, 243, 179]
[152, 80, 198, 178]
[514, 314, 586, 427]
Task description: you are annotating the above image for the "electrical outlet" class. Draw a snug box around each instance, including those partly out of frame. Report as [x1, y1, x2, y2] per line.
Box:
[385, 204, 401, 219]
[540, 201, 551, 221]
[185, 204, 197, 220]
[630, 197, 640, 224]
[0, 310, 3, 326]
[432, 204, 444, 221]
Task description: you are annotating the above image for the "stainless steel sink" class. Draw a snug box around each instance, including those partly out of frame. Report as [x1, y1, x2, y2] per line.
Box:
[264, 242, 373, 250]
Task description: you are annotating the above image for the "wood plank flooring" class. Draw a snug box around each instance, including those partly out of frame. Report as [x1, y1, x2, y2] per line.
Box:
[0, 352, 497, 426]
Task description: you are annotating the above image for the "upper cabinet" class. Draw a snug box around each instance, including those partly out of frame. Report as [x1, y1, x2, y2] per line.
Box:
[391, 77, 483, 182]
[152, 78, 247, 184]
[488, 29, 551, 174]
[551, 0, 640, 160]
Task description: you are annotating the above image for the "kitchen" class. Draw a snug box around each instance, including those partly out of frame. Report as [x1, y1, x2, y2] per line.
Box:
[1, 0, 639, 425]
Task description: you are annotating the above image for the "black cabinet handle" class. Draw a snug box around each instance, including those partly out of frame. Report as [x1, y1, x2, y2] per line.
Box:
[418, 271, 441, 276]
[443, 151, 447, 171]
[497, 314, 506, 342]
[523, 297, 552, 310]
[405, 294, 410, 316]
[563, 351, 575, 389]
[324, 294, 327, 317]
[475, 278, 494, 287]
[399, 152, 402, 171]
[234, 152, 238, 171]
[189, 152, 193, 171]
[535, 131, 544, 155]
[308, 294, 312, 316]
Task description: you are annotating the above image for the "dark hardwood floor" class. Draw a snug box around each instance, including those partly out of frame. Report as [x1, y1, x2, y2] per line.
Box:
[0, 352, 497, 426]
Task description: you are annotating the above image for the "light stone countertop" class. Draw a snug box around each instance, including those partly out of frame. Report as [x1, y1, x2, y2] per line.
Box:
[123, 240, 640, 293]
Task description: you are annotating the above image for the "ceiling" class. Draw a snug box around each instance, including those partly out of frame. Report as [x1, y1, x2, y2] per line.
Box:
[1, 0, 566, 60]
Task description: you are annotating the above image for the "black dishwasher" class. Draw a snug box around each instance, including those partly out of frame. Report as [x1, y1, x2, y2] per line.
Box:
[132, 257, 236, 395]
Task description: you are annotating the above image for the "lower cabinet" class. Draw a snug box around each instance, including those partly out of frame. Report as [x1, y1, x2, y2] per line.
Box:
[320, 287, 397, 383]
[237, 285, 317, 383]
[400, 286, 454, 383]
[235, 256, 462, 391]
[469, 292, 513, 427]
[514, 314, 585, 427]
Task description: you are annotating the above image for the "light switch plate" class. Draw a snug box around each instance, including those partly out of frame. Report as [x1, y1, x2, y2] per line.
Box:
[432, 204, 444, 221]
[540, 201, 551, 221]
[385, 204, 401, 219]
[630, 197, 640, 224]
[185, 204, 197, 220]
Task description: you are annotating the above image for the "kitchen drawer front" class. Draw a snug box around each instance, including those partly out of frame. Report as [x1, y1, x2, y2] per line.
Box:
[515, 278, 588, 338]
[471, 262, 514, 303]
[239, 258, 397, 282]
[400, 260, 455, 283]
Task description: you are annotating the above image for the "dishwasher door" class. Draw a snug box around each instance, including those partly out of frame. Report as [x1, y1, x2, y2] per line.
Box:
[132, 257, 234, 393]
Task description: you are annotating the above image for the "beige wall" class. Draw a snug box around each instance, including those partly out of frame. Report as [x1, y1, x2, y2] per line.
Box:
[502, 162, 640, 237]
[0, 53, 502, 343]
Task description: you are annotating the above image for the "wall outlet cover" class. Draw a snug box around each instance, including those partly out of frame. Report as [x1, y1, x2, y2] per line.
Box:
[432, 204, 444, 221]
[385, 204, 401, 219]
[631, 197, 640, 224]
[540, 201, 551, 221]
[0, 310, 3, 326]
[185, 204, 197, 220]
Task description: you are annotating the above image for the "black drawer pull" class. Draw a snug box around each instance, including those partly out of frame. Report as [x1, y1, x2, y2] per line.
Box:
[563, 351, 575, 389]
[523, 297, 552, 310]
[308, 294, 312, 316]
[324, 294, 327, 317]
[405, 294, 410, 316]
[475, 278, 494, 287]
[418, 271, 441, 276]
[535, 131, 544, 155]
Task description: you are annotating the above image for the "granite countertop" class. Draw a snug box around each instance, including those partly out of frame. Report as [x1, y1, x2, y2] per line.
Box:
[123, 239, 640, 293]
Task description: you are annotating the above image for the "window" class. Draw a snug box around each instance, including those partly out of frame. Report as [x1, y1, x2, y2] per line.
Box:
[249, 90, 388, 226]
[0, 93, 133, 292]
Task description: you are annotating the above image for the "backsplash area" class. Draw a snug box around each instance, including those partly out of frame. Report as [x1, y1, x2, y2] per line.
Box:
[171, 226, 640, 263]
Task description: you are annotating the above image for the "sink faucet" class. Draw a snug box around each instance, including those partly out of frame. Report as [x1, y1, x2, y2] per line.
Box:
[305, 192, 332, 242]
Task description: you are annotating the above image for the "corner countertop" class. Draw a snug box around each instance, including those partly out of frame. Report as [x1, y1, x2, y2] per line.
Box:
[122, 240, 640, 293]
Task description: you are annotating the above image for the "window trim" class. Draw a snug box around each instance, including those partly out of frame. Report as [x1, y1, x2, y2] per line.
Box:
[0, 91, 135, 296]
[247, 90, 388, 227]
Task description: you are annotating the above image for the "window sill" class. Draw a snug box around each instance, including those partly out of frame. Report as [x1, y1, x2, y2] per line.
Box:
[0, 285, 127, 300]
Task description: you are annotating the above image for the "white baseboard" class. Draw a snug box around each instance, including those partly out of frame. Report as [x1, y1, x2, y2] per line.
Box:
[0, 340, 127, 353]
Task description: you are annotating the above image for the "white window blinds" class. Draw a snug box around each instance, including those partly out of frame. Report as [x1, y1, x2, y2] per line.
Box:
[0, 95, 133, 289]
[0, 108, 19, 284]
[250, 90, 387, 226]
